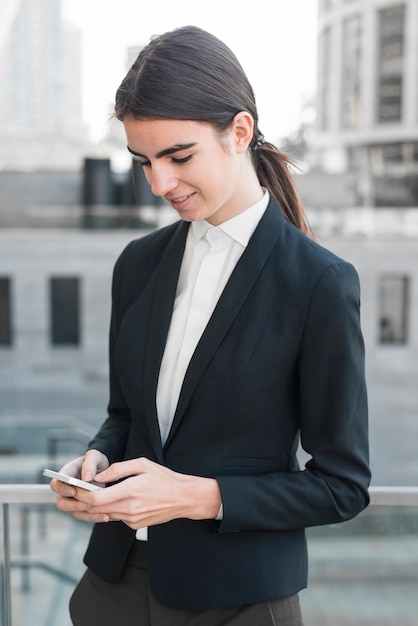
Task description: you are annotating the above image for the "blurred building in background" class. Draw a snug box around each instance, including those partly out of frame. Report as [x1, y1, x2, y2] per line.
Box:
[0, 0, 156, 227]
[0, 0, 81, 132]
[0, 0, 90, 170]
[314, 0, 418, 207]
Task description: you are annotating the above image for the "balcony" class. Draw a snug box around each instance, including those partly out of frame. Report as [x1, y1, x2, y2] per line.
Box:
[1, 485, 418, 626]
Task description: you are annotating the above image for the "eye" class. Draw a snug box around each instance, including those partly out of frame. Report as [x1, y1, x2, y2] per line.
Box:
[129, 153, 149, 167]
[172, 155, 192, 165]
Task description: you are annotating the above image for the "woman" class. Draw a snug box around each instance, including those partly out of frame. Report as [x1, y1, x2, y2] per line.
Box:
[51, 25, 370, 626]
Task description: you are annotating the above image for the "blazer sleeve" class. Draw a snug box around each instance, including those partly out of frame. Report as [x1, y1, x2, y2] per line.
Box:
[216, 260, 371, 533]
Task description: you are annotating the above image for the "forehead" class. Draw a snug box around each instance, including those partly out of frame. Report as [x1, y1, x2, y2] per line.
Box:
[123, 117, 216, 150]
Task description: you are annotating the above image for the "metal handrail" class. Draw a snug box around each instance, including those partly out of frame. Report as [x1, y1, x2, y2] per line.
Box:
[368, 485, 418, 506]
[2, 484, 418, 504]
[0, 485, 56, 504]
[1, 484, 418, 626]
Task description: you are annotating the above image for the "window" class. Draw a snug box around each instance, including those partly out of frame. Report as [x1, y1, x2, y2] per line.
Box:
[378, 274, 409, 344]
[342, 15, 362, 128]
[370, 142, 418, 206]
[377, 4, 405, 123]
[50, 277, 80, 346]
[0, 278, 12, 346]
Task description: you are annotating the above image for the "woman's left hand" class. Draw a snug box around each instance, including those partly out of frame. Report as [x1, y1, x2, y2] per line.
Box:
[57, 457, 222, 529]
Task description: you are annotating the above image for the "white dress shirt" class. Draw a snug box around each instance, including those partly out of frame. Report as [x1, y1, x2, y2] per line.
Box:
[136, 191, 269, 540]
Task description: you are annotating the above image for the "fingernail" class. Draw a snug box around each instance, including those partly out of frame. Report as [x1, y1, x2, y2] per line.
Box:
[65, 487, 76, 497]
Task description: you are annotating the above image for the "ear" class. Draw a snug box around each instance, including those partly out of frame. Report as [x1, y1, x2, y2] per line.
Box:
[231, 111, 254, 154]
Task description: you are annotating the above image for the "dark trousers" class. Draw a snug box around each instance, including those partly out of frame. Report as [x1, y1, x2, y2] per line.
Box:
[70, 541, 304, 626]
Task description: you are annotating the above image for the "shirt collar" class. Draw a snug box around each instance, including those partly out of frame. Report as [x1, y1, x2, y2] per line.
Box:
[191, 190, 269, 247]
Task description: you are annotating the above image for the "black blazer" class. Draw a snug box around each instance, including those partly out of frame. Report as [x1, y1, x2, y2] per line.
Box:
[84, 199, 370, 610]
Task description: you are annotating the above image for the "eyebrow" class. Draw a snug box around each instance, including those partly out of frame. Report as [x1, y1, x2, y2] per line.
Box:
[127, 143, 197, 160]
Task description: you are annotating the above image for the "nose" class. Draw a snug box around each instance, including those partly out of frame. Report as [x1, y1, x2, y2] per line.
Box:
[147, 164, 177, 197]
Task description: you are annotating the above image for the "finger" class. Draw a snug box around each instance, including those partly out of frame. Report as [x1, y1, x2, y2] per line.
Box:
[59, 456, 83, 477]
[95, 458, 149, 482]
[73, 481, 131, 510]
[82, 451, 106, 482]
[50, 479, 76, 498]
[56, 490, 111, 519]
[71, 511, 110, 523]
[56, 494, 91, 513]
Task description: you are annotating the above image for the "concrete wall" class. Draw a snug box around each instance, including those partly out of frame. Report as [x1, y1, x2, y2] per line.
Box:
[0, 229, 142, 425]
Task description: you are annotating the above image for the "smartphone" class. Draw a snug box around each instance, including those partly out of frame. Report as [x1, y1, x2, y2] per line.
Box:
[43, 468, 104, 492]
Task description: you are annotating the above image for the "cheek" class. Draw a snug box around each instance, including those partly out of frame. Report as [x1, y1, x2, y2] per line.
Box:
[204, 152, 234, 185]
[209, 161, 237, 196]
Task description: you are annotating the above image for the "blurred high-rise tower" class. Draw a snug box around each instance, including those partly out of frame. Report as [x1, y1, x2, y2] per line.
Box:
[0, 0, 86, 169]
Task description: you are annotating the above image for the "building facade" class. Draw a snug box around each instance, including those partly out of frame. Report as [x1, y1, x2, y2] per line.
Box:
[316, 0, 418, 206]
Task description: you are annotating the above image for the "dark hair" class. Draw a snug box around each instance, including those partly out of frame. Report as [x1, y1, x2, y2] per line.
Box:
[115, 25, 312, 235]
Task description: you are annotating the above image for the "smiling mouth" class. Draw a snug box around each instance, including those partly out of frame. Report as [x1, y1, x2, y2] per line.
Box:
[167, 193, 196, 208]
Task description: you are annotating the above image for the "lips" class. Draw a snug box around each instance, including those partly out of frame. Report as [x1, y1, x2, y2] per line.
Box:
[168, 193, 196, 211]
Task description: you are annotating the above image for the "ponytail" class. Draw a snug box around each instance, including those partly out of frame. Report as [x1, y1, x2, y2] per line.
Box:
[251, 132, 314, 237]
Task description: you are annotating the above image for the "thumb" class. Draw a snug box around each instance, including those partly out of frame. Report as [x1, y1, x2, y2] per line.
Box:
[95, 458, 148, 482]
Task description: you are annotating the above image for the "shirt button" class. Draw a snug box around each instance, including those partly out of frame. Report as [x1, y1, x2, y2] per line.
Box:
[206, 229, 220, 245]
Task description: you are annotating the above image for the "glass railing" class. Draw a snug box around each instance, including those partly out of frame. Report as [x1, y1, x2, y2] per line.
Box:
[0, 485, 91, 626]
[1, 486, 418, 626]
[302, 488, 418, 625]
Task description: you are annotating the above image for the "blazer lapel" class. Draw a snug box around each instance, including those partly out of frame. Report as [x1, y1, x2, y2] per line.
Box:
[143, 220, 189, 461]
[164, 202, 285, 449]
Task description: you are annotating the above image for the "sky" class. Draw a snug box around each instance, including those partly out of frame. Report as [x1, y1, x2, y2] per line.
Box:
[62, 0, 318, 144]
